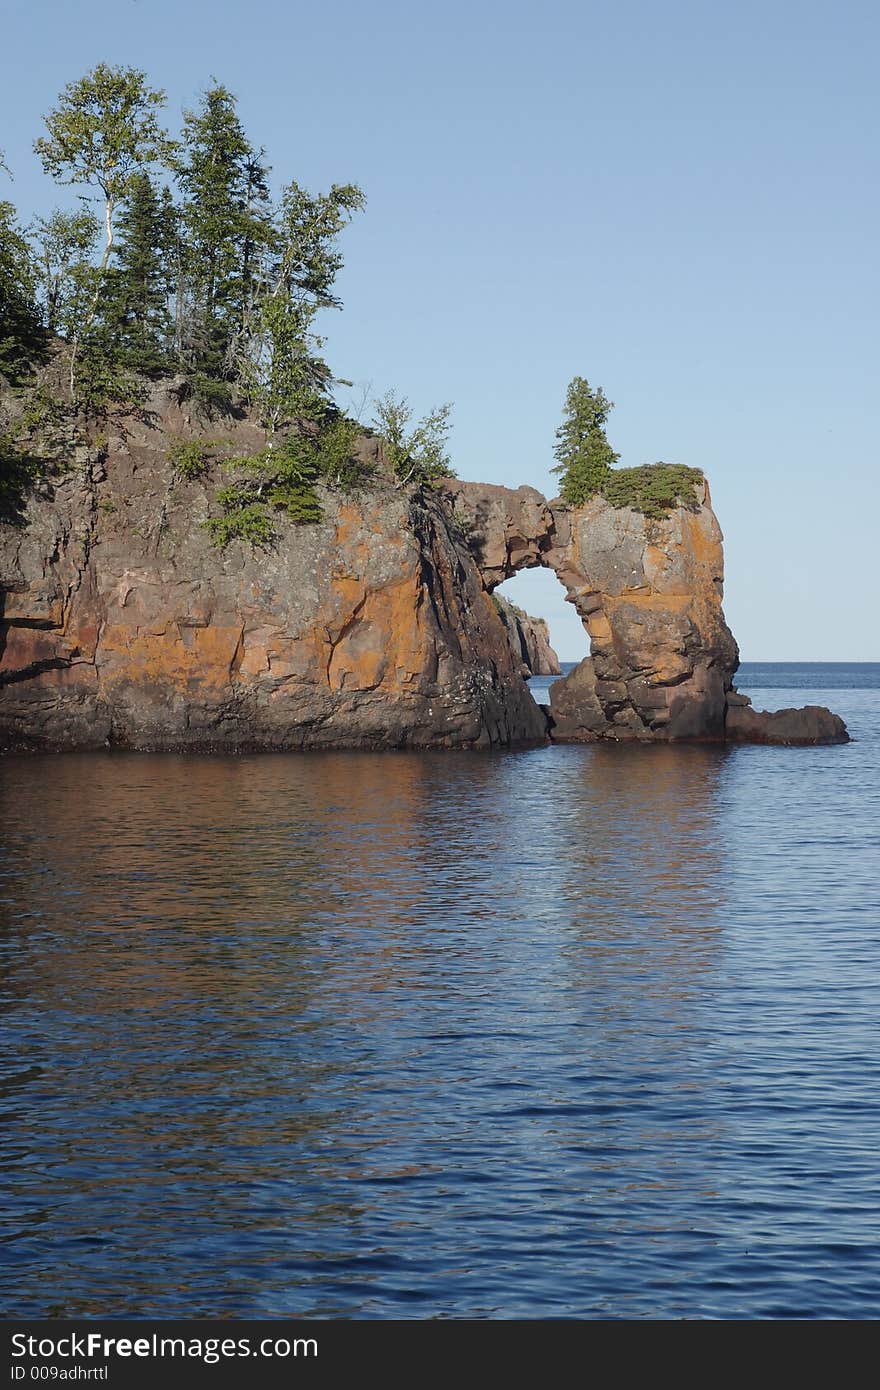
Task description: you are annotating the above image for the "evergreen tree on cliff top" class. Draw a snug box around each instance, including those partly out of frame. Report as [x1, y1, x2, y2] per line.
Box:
[177, 84, 273, 378]
[0, 190, 44, 380]
[246, 179, 366, 436]
[97, 173, 176, 374]
[552, 377, 619, 505]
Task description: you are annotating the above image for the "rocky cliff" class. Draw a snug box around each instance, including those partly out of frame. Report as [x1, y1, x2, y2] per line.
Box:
[0, 407, 544, 751]
[441, 479, 846, 745]
[494, 597, 561, 677]
[0, 381, 847, 750]
[442, 478, 738, 740]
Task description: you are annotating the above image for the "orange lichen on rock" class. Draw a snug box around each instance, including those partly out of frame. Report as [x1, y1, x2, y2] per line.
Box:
[1, 377, 845, 749]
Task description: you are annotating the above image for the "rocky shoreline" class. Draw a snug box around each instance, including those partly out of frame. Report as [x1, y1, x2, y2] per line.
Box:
[0, 381, 848, 751]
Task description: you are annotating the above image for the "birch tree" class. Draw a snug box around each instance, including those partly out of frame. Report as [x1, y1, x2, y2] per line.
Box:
[34, 64, 174, 397]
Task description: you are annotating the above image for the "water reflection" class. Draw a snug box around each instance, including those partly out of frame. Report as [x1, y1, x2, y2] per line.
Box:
[1, 730, 879, 1317]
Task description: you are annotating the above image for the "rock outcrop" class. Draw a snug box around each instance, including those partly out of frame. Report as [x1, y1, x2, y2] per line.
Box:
[0, 387, 546, 751]
[494, 597, 561, 676]
[1, 382, 847, 749]
[725, 693, 848, 745]
[443, 476, 740, 741]
[441, 477, 846, 744]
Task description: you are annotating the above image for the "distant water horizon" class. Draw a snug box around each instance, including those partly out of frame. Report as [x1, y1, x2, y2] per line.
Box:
[2, 661, 879, 1317]
[549, 658, 880, 674]
[531, 659, 880, 704]
[737, 661, 880, 679]
[738, 660, 880, 663]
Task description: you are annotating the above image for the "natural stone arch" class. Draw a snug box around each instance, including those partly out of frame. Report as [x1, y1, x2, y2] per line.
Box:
[494, 565, 587, 673]
[1, 370, 844, 750]
[441, 477, 739, 741]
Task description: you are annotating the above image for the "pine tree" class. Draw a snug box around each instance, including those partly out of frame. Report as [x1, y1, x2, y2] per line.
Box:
[0, 198, 44, 380]
[6, 63, 370, 443]
[242, 180, 365, 436]
[551, 377, 619, 505]
[97, 172, 174, 373]
[230, 150, 273, 355]
[177, 85, 272, 377]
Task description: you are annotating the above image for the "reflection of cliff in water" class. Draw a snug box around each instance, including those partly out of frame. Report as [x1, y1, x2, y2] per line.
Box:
[476, 743, 730, 1223]
[451, 742, 728, 1052]
[1, 744, 731, 1315]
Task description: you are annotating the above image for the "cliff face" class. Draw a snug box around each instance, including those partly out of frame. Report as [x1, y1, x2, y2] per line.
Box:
[494, 597, 561, 677]
[0, 383, 847, 749]
[442, 478, 738, 741]
[0, 387, 545, 750]
[440, 480, 846, 745]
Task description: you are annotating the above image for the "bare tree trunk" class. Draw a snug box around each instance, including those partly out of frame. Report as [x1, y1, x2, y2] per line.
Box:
[101, 199, 114, 275]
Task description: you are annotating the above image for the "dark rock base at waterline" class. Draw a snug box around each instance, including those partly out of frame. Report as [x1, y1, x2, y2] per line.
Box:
[725, 701, 849, 745]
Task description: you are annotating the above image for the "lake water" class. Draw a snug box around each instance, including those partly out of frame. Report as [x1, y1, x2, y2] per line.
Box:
[1, 663, 879, 1318]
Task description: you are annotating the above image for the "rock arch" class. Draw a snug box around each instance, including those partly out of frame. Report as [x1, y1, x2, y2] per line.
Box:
[441, 478, 739, 741]
[0, 371, 846, 749]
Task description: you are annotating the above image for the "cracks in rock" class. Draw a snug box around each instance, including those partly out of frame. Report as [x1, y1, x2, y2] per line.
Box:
[0, 655, 72, 687]
[412, 497, 462, 660]
[325, 591, 369, 686]
[227, 625, 246, 686]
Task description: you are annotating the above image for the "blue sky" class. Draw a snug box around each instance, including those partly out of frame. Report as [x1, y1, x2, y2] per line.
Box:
[3, 0, 877, 658]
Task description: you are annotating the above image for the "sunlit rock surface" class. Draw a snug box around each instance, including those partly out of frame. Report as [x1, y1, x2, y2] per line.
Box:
[1, 384, 847, 749]
[494, 596, 561, 677]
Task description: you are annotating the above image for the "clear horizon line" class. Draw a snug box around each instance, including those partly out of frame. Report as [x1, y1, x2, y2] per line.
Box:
[552, 656, 880, 665]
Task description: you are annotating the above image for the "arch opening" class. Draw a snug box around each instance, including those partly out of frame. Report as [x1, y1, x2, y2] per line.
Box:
[495, 566, 590, 703]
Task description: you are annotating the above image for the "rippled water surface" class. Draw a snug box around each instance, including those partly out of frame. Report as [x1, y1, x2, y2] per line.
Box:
[2, 664, 879, 1318]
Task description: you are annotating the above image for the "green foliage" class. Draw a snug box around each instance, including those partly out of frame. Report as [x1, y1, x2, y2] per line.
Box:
[18, 385, 67, 434]
[260, 433, 323, 520]
[34, 64, 174, 222]
[186, 374, 235, 415]
[239, 181, 365, 435]
[0, 198, 45, 381]
[203, 498, 275, 548]
[5, 67, 366, 435]
[177, 84, 273, 378]
[373, 391, 455, 487]
[0, 429, 43, 524]
[166, 435, 217, 481]
[550, 377, 705, 518]
[32, 208, 101, 335]
[272, 180, 366, 310]
[244, 289, 325, 436]
[98, 172, 175, 374]
[316, 413, 368, 491]
[267, 483, 323, 523]
[5, 65, 372, 481]
[0, 383, 72, 517]
[34, 64, 174, 401]
[551, 376, 619, 504]
[203, 432, 324, 547]
[74, 347, 144, 414]
[599, 463, 705, 519]
[31, 207, 103, 403]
